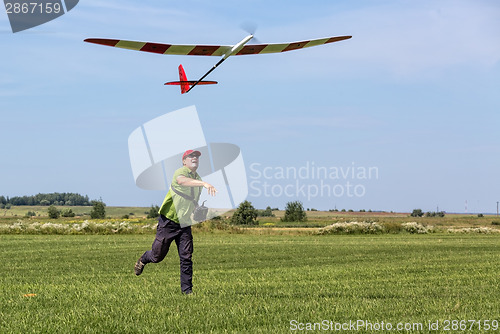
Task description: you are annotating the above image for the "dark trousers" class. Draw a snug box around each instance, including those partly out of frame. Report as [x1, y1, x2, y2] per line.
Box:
[140, 215, 193, 293]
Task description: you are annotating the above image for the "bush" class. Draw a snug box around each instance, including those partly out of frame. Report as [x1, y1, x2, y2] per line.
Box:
[402, 222, 434, 234]
[90, 200, 106, 219]
[25, 211, 36, 217]
[257, 206, 275, 217]
[425, 211, 445, 217]
[147, 205, 160, 219]
[410, 209, 424, 217]
[318, 221, 384, 235]
[231, 200, 258, 225]
[478, 214, 484, 218]
[381, 222, 403, 234]
[192, 218, 240, 232]
[47, 205, 60, 219]
[281, 201, 307, 222]
[448, 227, 500, 234]
[0, 220, 153, 235]
[61, 208, 76, 218]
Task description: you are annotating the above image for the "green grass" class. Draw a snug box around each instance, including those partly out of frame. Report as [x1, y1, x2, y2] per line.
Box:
[1, 233, 499, 333]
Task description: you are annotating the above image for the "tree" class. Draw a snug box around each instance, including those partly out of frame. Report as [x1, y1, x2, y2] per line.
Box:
[231, 200, 258, 225]
[61, 208, 76, 217]
[410, 209, 424, 217]
[281, 201, 307, 222]
[425, 211, 445, 217]
[147, 205, 160, 219]
[257, 206, 275, 217]
[1, 192, 93, 206]
[25, 211, 36, 217]
[47, 205, 60, 219]
[90, 200, 106, 219]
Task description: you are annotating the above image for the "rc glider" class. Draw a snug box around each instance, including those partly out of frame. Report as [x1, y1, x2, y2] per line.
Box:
[84, 34, 351, 94]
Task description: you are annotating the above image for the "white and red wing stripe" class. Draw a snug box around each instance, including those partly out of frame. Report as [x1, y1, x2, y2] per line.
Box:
[237, 36, 351, 55]
[83, 38, 232, 56]
[84, 36, 351, 56]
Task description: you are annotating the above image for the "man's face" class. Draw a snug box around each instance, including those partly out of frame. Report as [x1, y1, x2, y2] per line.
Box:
[183, 153, 199, 170]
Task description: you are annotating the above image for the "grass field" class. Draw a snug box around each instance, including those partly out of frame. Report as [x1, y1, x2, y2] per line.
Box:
[1, 233, 499, 333]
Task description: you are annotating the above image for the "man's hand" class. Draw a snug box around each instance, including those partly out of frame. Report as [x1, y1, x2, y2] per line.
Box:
[203, 182, 217, 196]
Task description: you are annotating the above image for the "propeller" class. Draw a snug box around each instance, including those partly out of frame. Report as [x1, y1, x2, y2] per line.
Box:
[240, 22, 262, 44]
[240, 21, 257, 35]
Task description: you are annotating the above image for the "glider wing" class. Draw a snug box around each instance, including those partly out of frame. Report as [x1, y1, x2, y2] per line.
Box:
[84, 38, 232, 56]
[236, 36, 352, 55]
[84, 35, 351, 57]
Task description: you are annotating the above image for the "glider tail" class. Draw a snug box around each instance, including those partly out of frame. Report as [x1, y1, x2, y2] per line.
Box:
[178, 64, 190, 94]
[164, 64, 217, 94]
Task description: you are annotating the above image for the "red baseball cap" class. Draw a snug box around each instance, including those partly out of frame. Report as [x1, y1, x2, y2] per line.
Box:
[182, 149, 201, 160]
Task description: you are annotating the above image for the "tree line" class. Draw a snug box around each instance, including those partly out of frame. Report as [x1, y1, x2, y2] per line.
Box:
[47, 200, 106, 219]
[231, 201, 307, 225]
[0, 193, 93, 206]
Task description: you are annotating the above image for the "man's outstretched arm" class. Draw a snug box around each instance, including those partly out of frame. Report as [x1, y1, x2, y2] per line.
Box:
[176, 175, 217, 196]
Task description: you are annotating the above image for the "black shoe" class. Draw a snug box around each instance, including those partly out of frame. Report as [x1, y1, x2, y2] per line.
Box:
[183, 289, 193, 295]
[134, 259, 145, 276]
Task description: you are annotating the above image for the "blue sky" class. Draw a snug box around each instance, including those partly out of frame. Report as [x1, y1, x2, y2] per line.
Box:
[1, 0, 499, 213]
